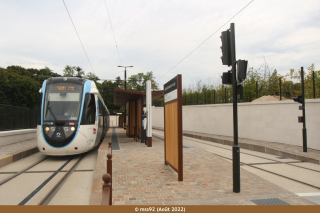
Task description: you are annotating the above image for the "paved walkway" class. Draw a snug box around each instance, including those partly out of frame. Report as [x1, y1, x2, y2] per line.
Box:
[109, 128, 315, 205]
[153, 127, 320, 165]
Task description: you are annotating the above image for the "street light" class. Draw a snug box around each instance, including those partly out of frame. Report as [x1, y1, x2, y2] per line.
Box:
[118, 66, 133, 124]
[118, 66, 133, 90]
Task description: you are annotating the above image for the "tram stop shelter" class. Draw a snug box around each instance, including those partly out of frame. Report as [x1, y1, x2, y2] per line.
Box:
[113, 88, 164, 138]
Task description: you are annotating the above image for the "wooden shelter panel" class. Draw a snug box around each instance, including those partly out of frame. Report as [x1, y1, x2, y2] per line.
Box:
[126, 102, 129, 135]
[129, 100, 136, 136]
[165, 101, 179, 170]
[137, 98, 142, 138]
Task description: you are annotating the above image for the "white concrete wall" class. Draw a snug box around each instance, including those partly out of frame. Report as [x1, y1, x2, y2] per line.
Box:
[109, 115, 119, 127]
[153, 99, 320, 150]
[0, 129, 36, 146]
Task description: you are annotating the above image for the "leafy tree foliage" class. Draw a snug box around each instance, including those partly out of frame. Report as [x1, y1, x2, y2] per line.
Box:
[84, 72, 99, 81]
[62, 65, 86, 78]
[0, 66, 61, 109]
[126, 71, 159, 91]
[63, 65, 75, 76]
[182, 63, 320, 105]
[99, 80, 121, 114]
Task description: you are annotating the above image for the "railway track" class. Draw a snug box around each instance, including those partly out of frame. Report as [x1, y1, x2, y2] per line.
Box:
[0, 152, 89, 205]
[153, 131, 320, 191]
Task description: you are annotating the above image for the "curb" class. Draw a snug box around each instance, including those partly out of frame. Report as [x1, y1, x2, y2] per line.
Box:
[153, 127, 320, 165]
[90, 138, 110, 205]
[0, 146, 39, 168]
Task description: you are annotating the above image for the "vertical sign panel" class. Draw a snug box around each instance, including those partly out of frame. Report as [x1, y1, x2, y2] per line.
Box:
[164, 75, 183, 181]
[146, 80, 152, 147]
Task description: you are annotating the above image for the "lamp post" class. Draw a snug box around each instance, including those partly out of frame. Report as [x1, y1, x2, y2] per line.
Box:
[118, 66, 133, 124]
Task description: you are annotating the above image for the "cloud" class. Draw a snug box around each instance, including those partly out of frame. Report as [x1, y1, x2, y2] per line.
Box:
[0, 0, 319, 87]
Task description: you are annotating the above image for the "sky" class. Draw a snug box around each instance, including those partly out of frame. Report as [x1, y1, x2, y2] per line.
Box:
[1, 0, 320, 89]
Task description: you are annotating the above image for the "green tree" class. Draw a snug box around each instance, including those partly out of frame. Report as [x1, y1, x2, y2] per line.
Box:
[35, 66, 61, 85]
[127, 71, 159, 91]
[75, 66, 85, 78]
[63, 65, 75, 76]
[0, 66, 41, 108]
[85, 72, 99, 81]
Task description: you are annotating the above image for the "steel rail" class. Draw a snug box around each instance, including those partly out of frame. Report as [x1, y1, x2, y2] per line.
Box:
[0, 156, 50, 186]
[38, 153, 86, 205]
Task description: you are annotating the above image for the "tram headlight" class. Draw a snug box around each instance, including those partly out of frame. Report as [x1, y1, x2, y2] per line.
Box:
[71, 127, 75, 131]
[45, 127, 50, 131]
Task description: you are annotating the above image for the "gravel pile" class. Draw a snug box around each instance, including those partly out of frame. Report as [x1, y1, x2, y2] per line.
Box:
[252, 95, 289, 102]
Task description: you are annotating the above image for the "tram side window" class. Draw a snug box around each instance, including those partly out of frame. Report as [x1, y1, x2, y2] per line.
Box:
[98, 99, 104, 116]
[82, 93, 96, 125]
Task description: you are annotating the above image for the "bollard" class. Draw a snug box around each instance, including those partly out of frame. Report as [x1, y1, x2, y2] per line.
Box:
[107, 153, 112, 179]
[102, 173, 112, 205]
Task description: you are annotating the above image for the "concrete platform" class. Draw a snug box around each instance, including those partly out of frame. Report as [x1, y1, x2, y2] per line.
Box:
[91, 127, 316, 205]
[0, 139, 38, 168]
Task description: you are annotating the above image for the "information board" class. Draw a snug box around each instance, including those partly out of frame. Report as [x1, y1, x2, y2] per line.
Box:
[164, 75, 183, 181]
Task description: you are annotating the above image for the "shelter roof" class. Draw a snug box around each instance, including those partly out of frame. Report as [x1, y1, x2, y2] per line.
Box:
[113, 89, 164, 106]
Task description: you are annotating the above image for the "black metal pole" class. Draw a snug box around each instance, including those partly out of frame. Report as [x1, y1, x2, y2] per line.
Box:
[214, 90, 215, 104]
[279, 77, 282, 100]
[301, 67, 307, 152]
[313, 71, 315, 99]
[230, 23, 240, 193]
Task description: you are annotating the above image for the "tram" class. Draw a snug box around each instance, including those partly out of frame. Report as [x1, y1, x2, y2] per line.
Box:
[37, 77, 109, 155]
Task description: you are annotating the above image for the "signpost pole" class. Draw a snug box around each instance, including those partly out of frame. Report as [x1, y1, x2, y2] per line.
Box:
[230, 23, 240, 193]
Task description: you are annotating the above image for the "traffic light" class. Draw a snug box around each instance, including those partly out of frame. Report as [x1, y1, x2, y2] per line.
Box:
[237, 60, 248, 83]
[220, 30, 232, 66]
[222, 70, 232, 85]
[292, 95, 302, 104]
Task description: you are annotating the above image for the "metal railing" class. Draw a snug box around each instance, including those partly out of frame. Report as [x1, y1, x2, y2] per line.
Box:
[0, 104, 40, 132]
[101, 142, 112, 205]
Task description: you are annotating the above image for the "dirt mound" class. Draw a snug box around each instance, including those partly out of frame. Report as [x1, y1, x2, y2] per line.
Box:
[252, 95, 289, 102]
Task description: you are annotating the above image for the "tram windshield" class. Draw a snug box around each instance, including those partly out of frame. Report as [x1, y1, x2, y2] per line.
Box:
[44, 83, 83, 122]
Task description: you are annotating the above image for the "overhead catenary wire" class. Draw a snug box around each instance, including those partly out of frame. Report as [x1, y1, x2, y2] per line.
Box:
[104, 0, 122, 66]
[62, 0, 95, 74]
[157, 0, 255, 83]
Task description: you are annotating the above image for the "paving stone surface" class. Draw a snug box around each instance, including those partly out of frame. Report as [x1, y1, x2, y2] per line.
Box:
[111, 128, 315, 205]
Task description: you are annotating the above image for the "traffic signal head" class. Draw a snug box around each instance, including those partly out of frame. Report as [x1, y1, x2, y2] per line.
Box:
[221, 70, 232, 85]
[237, 60, 248, 83]
[292, 95, 302, 103]
[220, 30, 232, 66]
